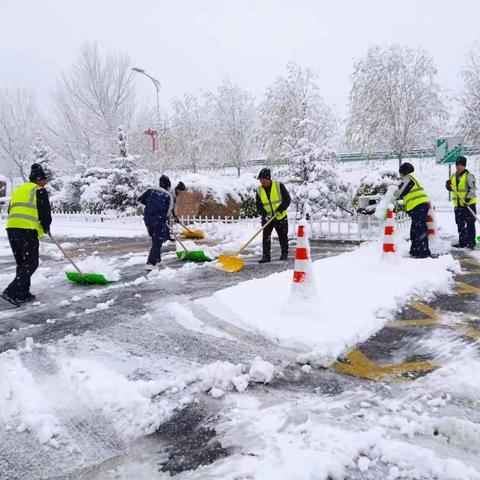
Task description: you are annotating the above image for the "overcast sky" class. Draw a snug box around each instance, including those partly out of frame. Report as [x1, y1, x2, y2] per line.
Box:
[1, 0, 480, 116]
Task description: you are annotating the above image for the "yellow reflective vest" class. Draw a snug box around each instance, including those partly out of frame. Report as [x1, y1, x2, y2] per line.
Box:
[257, 181, 287, 220]
[6, 182, 45, 237]
[451, 172, 477, 208]
[403, 174, 429, 212]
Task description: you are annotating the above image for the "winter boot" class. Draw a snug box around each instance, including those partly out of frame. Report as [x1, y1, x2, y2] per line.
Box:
[279, 252, 288, 261]
[18, 293, 36, 304]
[258, 255, 271, 264]
[1, 293, 20, 307]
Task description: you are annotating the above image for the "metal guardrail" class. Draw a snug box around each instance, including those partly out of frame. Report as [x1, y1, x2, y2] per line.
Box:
[245, 146, 480, 166]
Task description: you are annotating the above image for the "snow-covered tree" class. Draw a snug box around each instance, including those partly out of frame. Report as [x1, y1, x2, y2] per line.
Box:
[208, 80, 257, 176]
[53, 151, 148, 214]
[31, 136, 63, 193]
[0, 87, 43, 180]
[51, 42, 136, 165]
[459, 42, 480, 144]
[170, 93, 212, 172]
[259, 62, 337, 163]
[346, 45, 447, 167]
[281, 139, 350, 217]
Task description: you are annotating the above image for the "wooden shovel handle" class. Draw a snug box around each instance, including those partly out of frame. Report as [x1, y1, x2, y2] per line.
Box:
[48, 232, 84, 275]
[234, 215, 277, 257]
[167, 224, 189, 252]
[177, 219, 194, 233]
[450, 187, 480, 223]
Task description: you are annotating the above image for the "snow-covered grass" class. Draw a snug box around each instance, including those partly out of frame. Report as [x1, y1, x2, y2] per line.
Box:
[198, 239, 459, 364]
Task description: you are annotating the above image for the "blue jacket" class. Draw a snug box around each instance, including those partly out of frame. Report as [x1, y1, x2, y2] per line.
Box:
[138, 187, 173, 237]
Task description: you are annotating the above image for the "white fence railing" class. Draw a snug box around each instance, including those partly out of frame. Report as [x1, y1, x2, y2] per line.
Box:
[0, 210, 411, 242]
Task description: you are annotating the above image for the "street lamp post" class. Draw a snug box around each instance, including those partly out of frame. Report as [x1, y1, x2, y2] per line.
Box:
[131, 67, 161, 120]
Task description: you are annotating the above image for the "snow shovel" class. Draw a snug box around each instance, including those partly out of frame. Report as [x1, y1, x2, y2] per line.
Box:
[177, 220, 205, 240]
[218, 215, 276, 272]
[450, 187, 480, 244]
[48, 233, 109, 285]
[170, 228, 211, 262]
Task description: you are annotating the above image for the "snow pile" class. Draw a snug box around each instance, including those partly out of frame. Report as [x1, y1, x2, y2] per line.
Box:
[0, 350, 61, 445]
[196, 357, 277, 398]
[197, 242, 459, 363]
[63, 254, 120, 281]
[248, 356, 275, 383]
[200, 353, 480, 480]
[0, 347, 186, 446]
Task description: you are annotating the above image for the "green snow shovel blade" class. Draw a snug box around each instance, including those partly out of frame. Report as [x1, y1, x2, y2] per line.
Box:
[476, 235, 480, 245]
[65, 271, 110, 285]
[170, 226, 211, 262]
[176, 250, 212, 262]
[48, 233, 110, 285]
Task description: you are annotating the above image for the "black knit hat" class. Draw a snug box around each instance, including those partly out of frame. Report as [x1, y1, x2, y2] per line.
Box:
[456, 156, 467, 166]
[175, 181, 186, 191]
[257, 168, 271, 180]
[159, 175, 171, 189]
[399, 162, 414, 175]
[29, 163, 47, 182]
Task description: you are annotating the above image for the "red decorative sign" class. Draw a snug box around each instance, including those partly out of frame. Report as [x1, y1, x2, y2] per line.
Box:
[144, 128, 158, 152]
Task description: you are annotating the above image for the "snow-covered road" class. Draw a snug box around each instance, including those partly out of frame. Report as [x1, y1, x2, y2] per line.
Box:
[1, 232, 480, 480]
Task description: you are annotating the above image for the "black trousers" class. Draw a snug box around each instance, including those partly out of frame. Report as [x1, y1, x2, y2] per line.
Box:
[262, 217, 289, 258]
[455, 205, 477, 248]
[408, 203, 431, 257]
[146, 229, 164, 266]
[3, 228, 39, 300]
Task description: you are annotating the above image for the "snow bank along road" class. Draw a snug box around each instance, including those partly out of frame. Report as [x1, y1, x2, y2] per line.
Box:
[1, 235, 480, 479]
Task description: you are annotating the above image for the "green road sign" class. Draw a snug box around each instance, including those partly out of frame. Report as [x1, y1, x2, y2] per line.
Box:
[435, 136, 464, 164]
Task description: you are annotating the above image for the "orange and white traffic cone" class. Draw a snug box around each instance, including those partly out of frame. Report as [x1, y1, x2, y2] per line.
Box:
[382, 206, 396, 254]
[292, 221, 315, 295]
[427, 202, 436, 239]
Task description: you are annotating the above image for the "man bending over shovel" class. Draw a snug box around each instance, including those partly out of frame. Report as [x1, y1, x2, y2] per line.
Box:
[139, 175, 174, 271]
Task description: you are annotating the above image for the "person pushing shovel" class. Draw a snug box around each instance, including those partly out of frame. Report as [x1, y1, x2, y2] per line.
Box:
[446, 156, 477, 249]
[256, 168, 291, 263]
[138, 175, 174, 271]
[1, 163, 52, 307]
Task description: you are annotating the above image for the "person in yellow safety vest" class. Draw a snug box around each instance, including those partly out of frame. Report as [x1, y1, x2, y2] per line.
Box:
[1, 164, 52, 307]
[255, 168, 291, 263]
[446, 156, 477, 249]
[393, 162, 431, 258]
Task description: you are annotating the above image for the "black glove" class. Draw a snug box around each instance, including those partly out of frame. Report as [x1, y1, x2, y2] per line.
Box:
[445, 179, 452, 191]
[173, 215, 180, 224]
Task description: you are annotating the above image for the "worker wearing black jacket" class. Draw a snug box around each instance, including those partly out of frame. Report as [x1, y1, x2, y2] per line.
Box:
[255, 168, 291, 263]
[1, 164, 52, 307]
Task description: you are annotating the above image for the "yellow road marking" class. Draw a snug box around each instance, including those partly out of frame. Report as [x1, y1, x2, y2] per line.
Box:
[461, 258, 480, 267]
[410, 301, 437, 319]
[456, 325, 480, 340]
[331, 349, 437, 382]
[390, 318, 438, 327]
[455, 282, 480, 294]
[390, 301, 438, 327]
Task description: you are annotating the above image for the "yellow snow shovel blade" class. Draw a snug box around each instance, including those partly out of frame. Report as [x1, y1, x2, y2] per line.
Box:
[218, 254, 244, 272]
[218, 216, 276, 273]
[181, 229, 204, 240]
